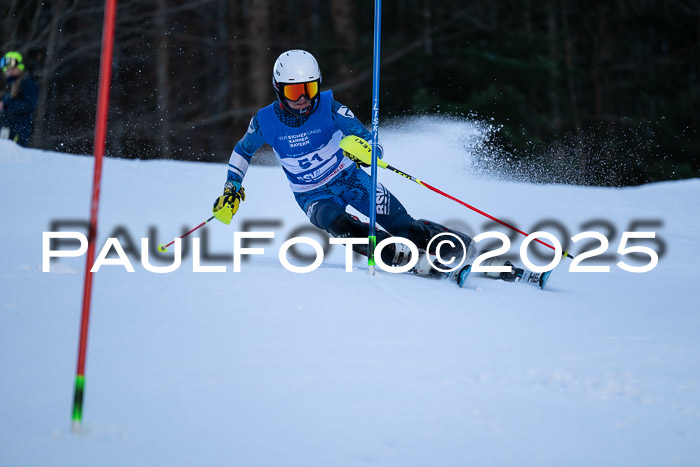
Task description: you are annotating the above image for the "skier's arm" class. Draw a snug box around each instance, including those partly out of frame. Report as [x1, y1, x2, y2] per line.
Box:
[225, 114, 265, 193]
[212, 115, 264, 224]
[331, 99, 383, 159]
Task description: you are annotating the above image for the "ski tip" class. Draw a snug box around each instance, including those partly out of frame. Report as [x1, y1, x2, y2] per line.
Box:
[539, 270, 553, 290]
[456, 264, 472, 288]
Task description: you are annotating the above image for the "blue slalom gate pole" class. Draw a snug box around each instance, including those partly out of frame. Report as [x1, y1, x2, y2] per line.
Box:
[368, 0, 382, 276]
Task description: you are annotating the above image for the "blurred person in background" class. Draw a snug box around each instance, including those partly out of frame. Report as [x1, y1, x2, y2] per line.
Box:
[1, 51, 38, 146]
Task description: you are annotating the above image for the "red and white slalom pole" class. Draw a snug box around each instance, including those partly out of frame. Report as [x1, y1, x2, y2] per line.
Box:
[72, 0, 118, 434]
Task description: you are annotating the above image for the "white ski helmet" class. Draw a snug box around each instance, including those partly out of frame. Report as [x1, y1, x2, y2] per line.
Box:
[272, 49, 322, 116]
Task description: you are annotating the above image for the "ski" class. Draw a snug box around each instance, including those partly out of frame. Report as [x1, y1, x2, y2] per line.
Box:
[409, 255, 552, 290]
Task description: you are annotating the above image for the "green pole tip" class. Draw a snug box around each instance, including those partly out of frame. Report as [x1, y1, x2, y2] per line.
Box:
[71, 375, 85, 430]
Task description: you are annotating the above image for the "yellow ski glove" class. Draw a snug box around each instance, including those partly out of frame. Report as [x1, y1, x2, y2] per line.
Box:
[212, 186, 245, 225]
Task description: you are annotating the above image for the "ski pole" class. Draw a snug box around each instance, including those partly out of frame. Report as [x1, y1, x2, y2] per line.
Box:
[158, 215, 215, 252]
[339, 136, 574, 259]
[367, 0, 383, 276]
[72, 0, 118, 434]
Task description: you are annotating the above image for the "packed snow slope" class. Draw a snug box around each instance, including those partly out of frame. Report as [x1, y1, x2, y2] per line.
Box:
[1, 117, 699, 467]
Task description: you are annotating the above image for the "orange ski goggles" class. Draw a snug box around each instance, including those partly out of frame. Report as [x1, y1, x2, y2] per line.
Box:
[281, 80, 319, 102]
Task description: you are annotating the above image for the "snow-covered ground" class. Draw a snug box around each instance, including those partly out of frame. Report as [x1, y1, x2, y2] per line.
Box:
[1, 118, 699, 466]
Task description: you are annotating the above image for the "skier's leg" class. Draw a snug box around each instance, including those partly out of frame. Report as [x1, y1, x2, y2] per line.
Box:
[296, 188, 409, 267]
[335, 168, 478, 274]
[329, 169, 472, 252]
[325, 168, 415, 236]
[405, 219, 474, 260]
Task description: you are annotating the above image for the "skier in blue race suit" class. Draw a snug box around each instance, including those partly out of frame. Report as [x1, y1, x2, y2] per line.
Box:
[213, 49, 547, 287]
[212, 49, 463, 275]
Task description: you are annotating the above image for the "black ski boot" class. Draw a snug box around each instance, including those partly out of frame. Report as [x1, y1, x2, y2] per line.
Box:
[479, 258, 552, 290]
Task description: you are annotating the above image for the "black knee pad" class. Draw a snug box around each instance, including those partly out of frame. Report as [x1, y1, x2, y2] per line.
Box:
[305, 200, 346, 231]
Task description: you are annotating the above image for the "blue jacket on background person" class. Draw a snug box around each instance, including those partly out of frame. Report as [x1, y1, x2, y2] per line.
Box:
[1, 51, 38, 146]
